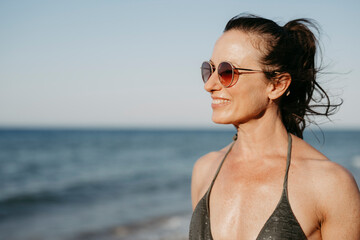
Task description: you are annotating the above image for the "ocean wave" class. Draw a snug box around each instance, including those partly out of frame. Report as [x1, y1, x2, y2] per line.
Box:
[0, 190, 64, 220]
[71, 212, 191, 240]
[0, 172, 191, 221]
[0, 191, 61, 205]
[352, 155, 360, 169]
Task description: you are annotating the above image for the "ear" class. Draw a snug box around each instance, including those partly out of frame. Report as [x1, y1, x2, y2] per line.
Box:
[267, 73, 291, 100]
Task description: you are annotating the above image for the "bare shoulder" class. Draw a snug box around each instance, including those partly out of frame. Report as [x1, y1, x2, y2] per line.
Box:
[314, 160, 360, 238]
[292, 134, 359, 196]
[191, 144, 232, 209]
[307, 155, 360, 203]
[291, 134, 360, 237]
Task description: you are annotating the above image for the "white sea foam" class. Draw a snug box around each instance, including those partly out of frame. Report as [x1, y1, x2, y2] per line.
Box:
[351, 155, 360, 169]
[111, 213, 191, 240]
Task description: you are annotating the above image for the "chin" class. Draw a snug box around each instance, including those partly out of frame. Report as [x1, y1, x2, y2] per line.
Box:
[212, 112, 250, 126]
[212, 115, 235, 125]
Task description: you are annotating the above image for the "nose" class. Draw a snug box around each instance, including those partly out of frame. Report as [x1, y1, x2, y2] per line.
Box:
[204, 72, 222, 93]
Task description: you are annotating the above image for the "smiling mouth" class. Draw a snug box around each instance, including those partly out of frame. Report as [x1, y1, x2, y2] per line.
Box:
[212, 99, 230, 104]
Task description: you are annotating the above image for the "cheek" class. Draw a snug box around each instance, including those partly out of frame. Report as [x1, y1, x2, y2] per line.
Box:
[250, 88, 269, 107]
[233, 85, 269, 116]
[210, 80, 270, 125]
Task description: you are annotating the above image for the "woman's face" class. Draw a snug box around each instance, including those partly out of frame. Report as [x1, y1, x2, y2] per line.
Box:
[205, 30, 272, 126]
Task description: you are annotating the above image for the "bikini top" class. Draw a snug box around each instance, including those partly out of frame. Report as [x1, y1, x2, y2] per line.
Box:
[189, 133, 307, 240]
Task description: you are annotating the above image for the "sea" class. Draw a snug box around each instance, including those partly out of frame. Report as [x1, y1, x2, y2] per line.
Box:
[0, 128, 359, 240]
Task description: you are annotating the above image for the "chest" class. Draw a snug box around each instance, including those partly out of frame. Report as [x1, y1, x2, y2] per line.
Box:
[208, 161, 318, 239]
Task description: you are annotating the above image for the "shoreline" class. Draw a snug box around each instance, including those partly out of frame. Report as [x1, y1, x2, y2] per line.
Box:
[69, 212, 191, 240]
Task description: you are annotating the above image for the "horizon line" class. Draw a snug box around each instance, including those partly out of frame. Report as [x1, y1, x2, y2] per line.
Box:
[0, 125, 360, 131]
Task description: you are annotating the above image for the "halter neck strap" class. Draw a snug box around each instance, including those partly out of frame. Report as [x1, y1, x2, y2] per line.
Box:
[283, 132, 292, 192]
[205, 134, 237, 210]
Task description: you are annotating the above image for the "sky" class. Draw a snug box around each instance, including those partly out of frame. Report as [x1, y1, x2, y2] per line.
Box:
[1, 0, 359, 129]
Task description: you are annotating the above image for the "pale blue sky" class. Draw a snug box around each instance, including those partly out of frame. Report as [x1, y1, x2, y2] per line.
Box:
[1, 0, 359, 129]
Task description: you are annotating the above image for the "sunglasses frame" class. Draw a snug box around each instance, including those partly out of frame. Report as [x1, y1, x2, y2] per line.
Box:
[201, 61, 266, 88]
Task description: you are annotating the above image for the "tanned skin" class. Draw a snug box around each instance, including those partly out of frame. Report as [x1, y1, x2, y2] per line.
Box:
[191, 30, 360, 240]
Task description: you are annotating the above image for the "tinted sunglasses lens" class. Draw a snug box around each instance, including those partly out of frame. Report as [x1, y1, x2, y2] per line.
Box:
[218, 62, 233, 87]
[201, 62, 212, 83]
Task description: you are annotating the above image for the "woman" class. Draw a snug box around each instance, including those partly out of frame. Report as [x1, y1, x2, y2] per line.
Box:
[189, 14, 360, 240]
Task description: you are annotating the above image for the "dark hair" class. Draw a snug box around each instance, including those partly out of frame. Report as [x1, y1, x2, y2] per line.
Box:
[224, 14, 342, 139]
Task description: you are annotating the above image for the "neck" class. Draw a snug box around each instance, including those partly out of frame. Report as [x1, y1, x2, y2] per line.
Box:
[232, 107, 289, 161]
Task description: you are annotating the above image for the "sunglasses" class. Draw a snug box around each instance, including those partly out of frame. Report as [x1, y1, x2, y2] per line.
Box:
[201, 61, 266, 88]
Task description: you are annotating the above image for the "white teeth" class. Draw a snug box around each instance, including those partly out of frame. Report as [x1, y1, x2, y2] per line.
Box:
[212, 99, 230, 104]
